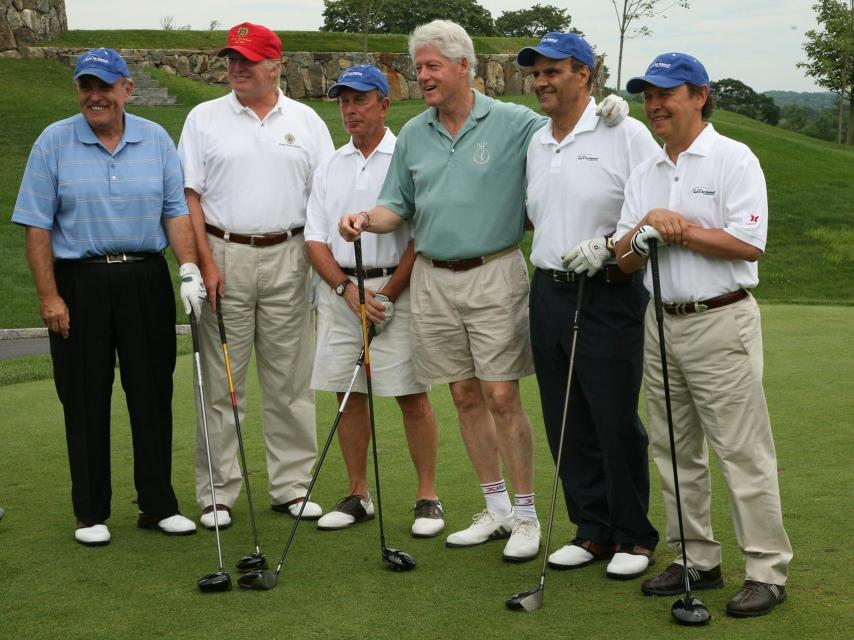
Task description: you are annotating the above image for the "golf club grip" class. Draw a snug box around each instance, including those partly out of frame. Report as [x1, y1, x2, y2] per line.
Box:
[649, 239, 664, 325]
[215, 292, 227, 343]
[189, 309, 201, 354]
[354, 240, 366, 305]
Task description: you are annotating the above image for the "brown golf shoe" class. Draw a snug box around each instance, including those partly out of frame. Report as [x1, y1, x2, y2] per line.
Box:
[725, 580, 786, 617]
[642, 563, 723, 596]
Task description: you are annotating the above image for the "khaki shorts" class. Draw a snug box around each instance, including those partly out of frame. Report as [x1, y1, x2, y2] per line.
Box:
[409, 249, 534, 384]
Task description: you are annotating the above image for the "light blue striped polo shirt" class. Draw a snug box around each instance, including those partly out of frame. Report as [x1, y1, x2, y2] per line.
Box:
[12, 112, 187, 259]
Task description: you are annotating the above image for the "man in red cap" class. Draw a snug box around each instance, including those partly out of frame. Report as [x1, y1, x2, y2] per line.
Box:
[179, 23, 334, 530]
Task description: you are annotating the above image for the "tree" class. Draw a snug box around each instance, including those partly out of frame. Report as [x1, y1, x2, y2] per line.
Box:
[798, 0, 854, 144]
[321, 0, 496, 36]
[712, 78, 780, 126]
[495, 4, 575, 38]
[609, 1, 690, 94]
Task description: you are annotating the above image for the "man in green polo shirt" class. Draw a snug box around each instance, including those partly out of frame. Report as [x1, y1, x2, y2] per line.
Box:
[339, 19, 627, 563]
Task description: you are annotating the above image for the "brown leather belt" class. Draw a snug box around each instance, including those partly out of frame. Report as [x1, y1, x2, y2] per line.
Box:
[663, 289, 748, 315]
[205, 223, 303, 247]
[341, 266, 398, 278]
[540, 264, 633, 285]
[421, 245, 518, 272]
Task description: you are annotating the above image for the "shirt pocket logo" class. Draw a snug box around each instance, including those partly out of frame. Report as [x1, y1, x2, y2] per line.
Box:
[691, 186, 716, 196]
[576, 153, 599, 162]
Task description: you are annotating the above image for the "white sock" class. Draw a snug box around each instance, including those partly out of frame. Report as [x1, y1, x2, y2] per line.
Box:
[514, 492, 537, 522]
[481, 480, 512, 517]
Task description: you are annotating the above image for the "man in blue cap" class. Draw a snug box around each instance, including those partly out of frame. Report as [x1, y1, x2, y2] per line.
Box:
[12, 48, 204, 546]
[518, 32, 661, 580]
[305, 65, 443, 537]
[615, 52, 792, 617]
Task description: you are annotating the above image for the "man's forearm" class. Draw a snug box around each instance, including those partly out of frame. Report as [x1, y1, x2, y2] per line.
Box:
[184, 189, 214, 268]
[361, 206, 404, 234]
[305, 241, 350, 289]
[163, 215, 198, 265]
[25, 226, 59, 299]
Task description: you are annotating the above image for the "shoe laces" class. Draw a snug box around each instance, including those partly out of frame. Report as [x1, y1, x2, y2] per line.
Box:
[471, 509, 494, 525]
[512, 519, 538, 536]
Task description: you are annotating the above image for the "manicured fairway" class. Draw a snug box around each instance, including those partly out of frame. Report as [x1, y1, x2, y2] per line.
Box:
[0, 305, 851, 639]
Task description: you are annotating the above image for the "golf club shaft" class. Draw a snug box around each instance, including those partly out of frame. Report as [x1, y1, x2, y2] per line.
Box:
[190, 310, 226, 572]
[354, 240, 388, 551]
[215, 294, 262, 556]
[538, 275, 587, 588]
[648, 240, 692, 597]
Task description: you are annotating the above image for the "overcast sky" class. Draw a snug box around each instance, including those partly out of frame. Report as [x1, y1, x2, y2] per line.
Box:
[66, 1, 823, 93]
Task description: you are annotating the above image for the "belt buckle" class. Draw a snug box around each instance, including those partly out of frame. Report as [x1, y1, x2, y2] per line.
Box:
[105, 253, 126, 264]
[552, 270, 575, 284]
[249, 235, 264, 247]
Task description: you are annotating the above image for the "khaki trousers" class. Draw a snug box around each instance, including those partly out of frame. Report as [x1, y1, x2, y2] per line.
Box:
[643, 294, 792, 585]
[194, 234, 316, 508]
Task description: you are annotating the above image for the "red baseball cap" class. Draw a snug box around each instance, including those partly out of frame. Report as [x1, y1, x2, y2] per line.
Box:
[218, 22, 282, 61]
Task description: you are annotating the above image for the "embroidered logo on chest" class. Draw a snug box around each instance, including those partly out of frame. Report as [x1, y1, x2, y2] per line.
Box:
[279, 133, 297, 146]
[691, 186, 716, 196]
[576, 153, 599, 162]
[745, 213, 761, 226]
[474, 142, 490, 165]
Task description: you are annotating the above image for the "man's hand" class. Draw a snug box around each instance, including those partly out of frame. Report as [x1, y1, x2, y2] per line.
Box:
[372, 294, 394, 335]
[179, 263, 207, 318]
[596, 94, 629, 127]
[562, 237, 611, 275]
[200, 261, 224, 310]
[644, 208, 691, 246]
[338, 212, 369, 242]
[40, 293, 70, 338]
[630, 225, 665, 257]
[343, 284, 386, 324]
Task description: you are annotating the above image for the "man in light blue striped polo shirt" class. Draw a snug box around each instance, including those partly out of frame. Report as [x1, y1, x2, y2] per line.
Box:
[12, 48, 205, 548]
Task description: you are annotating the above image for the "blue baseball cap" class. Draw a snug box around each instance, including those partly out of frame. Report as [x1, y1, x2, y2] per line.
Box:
[626, 52, 709, 93]
[327, 65, 389, 98]
[516, 32, 595, 69]
[73, 48, 130, 84]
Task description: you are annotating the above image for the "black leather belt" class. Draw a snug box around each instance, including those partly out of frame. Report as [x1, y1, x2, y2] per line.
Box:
[205, 223, 303, 247]
[663, 289, 748, 315]
[341, 266, 398, 278]
[540, 264, 633, 284]
[68, 252, 161, 264]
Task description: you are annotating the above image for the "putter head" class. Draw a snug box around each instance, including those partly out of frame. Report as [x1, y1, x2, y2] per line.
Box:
[671, 595, 711, 626]
[505, 587, 543, 611]
[382, 548, 416, 572]
[236, 569, 278, 590]
[197, 570, 232, 593]
[235, 553, 268, 573]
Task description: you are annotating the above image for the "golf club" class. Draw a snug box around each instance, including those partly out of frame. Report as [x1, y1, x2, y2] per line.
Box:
[190, 309, 232, 593]
[215, 294, 267, 573]
[355, 239, 416, 572]
[237, 323, 377, 589]
[649, 239, 711, 626]
[507, 275, 587, 611]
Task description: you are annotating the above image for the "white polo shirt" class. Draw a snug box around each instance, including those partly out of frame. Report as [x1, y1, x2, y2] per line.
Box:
[526, 97, 659, 270]
[178, 90, 334, 234]
[616, 123, 768, 302]
[305, 128, 411, 268]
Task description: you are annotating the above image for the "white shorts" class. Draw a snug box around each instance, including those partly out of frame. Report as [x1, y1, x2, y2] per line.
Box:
[311, 275, 427, 397]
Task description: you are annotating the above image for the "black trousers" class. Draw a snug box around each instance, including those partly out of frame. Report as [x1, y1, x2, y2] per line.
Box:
[49, 256, 179, 524]
[529, 268, 658, 550]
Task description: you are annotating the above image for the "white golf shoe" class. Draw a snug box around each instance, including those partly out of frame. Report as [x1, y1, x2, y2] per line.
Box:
[548, 544, 594, 568]
[503, 518, 541, 562]
[200, 504, 232, 531]
[446, 509, 514, 548]
[317, 495, 374, 530]
[606, 544, 655, 579]
[411, 499, 444, 538]
[75, 523, 111, 547]
[138, 512, 197, 535]
[272, 497, 323, 520]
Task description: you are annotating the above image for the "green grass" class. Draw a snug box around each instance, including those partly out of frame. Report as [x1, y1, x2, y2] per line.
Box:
[44, 30, 537, 54]
[0, 304, 852, 638]
[2, 58, 853, 330]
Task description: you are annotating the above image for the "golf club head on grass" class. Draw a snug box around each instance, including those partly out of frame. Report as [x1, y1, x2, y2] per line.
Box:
[505, 587, 543, 611]
[235, 553, 268, 573]
[382, 548, 416, 572]
[671, 595, 711, 626]
[198, 570, 232, 593]
[236, 569, 278, 590]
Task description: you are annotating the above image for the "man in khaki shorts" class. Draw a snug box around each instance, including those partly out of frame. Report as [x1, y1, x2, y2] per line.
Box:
[339, 19, 628, 562]
[305, 65, 444, 538]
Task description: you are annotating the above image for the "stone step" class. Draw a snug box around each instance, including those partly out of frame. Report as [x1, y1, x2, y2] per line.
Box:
[61, 55, 178, 106]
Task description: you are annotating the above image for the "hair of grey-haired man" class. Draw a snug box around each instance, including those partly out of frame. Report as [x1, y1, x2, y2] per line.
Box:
[408, 20, 477, 83]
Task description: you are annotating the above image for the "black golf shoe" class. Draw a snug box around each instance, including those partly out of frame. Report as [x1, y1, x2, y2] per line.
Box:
[725, 580, 786, 617]
[642, 563, 723, 596]
[411, 499, 444, 538]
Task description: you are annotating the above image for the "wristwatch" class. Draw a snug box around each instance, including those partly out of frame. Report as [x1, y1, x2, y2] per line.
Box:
[605, 234, 616, 256]
[335, 279, 351, 296]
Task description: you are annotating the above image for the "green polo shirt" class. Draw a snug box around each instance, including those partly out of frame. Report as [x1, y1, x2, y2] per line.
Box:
[377, 91, 546, 260]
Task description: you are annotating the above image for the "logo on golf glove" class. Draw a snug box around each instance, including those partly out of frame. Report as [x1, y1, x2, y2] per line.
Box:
[562, 237, 611, 275]
[630, 225, 665, 257]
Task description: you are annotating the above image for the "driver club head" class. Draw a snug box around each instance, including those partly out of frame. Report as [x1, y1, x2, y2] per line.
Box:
[235, 553, 268, 573]
[198, 570, 232, 593]
[382, 548, 416, 572]
[671, 595, 712, 626]
[505, 587, 543, 612]
[236, 569, 278, 590]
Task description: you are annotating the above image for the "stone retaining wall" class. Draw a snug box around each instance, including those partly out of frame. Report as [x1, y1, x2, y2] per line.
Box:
[0, 0, 66, 51]
[15, 45, 605, 100]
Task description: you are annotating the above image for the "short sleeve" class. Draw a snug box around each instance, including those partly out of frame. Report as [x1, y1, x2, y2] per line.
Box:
[11, 139, 58, 230]
[177, 108, 206, 194]
[376, 129, 414, 220]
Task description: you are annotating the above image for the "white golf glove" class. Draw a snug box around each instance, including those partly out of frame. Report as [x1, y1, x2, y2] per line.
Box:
[373, 293, 394, 336]
[179, 262, 206, 318]
[596, 93, 629, 127]
[562, 237, 611, 276]
[630, 225, 665, 257]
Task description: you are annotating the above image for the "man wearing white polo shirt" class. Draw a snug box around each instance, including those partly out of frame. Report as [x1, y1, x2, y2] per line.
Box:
[178, 22, 334, 529]
[518, 32, 660, 581]
[615, 53, 792, 617]
[305, 66, 443, 537]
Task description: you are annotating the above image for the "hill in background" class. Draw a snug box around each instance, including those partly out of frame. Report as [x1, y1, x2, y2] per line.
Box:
[764, 90, 838, 109]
